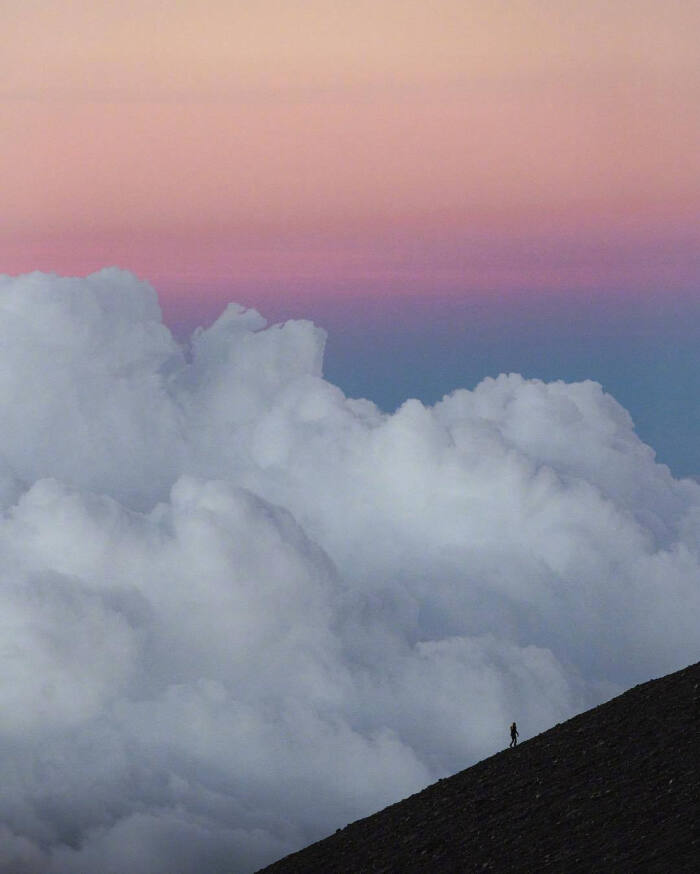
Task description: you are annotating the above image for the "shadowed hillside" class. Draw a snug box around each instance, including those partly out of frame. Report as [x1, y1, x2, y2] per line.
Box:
[257, 661, 699, 872]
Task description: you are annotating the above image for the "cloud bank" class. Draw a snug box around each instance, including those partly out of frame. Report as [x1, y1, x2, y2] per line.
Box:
[0, 269, 698, 872]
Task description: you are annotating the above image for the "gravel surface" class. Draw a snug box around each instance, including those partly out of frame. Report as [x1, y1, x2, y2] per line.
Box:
[257, 661, 700, 872]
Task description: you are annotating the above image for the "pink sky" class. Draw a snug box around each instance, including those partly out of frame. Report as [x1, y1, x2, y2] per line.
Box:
[1, 0, 698, 312]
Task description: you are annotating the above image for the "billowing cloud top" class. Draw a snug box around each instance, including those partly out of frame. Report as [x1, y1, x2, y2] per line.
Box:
[0, 269, 698, 873]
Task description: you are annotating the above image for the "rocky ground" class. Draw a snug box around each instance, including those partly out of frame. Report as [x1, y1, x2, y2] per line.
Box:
[257, 661, 699, 872]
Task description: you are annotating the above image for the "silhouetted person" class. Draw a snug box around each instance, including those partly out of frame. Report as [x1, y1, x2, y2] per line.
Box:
[509, 721, 519, 748]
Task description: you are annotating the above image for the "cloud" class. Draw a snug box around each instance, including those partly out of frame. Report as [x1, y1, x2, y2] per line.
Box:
[0, 268, 698, 871]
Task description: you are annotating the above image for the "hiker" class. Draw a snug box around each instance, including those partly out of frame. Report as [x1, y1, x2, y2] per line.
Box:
[509, 721, 519, 748]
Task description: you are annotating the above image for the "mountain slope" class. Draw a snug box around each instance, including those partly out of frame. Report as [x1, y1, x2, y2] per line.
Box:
[257, 661, 699, 872]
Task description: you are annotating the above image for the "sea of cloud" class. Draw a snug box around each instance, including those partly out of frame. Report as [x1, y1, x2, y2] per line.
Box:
[0, 268, 698, 872]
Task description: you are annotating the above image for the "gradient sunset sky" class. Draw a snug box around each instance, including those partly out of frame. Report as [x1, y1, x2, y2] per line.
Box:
[2, 1, 699, 473]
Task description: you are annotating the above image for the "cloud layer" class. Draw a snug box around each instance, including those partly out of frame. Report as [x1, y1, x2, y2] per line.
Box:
[0, 269, 698, 872]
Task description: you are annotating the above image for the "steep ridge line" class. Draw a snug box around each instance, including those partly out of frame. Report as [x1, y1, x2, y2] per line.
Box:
[257, 661, 700, 872]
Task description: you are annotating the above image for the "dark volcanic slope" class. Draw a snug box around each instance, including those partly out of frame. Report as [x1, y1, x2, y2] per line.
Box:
[258, 661, 700, 873]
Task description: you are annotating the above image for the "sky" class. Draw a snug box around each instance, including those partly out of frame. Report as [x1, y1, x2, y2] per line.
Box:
[0, 269, 698, 872]
[0, 3, 699, 872]
[1, 0, 698, 473]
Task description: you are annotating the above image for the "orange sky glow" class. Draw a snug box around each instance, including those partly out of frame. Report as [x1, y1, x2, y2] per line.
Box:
[1, 0, 698, 297]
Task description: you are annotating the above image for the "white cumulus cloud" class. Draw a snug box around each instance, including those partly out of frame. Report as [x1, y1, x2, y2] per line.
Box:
[0, 268, 698, 872]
